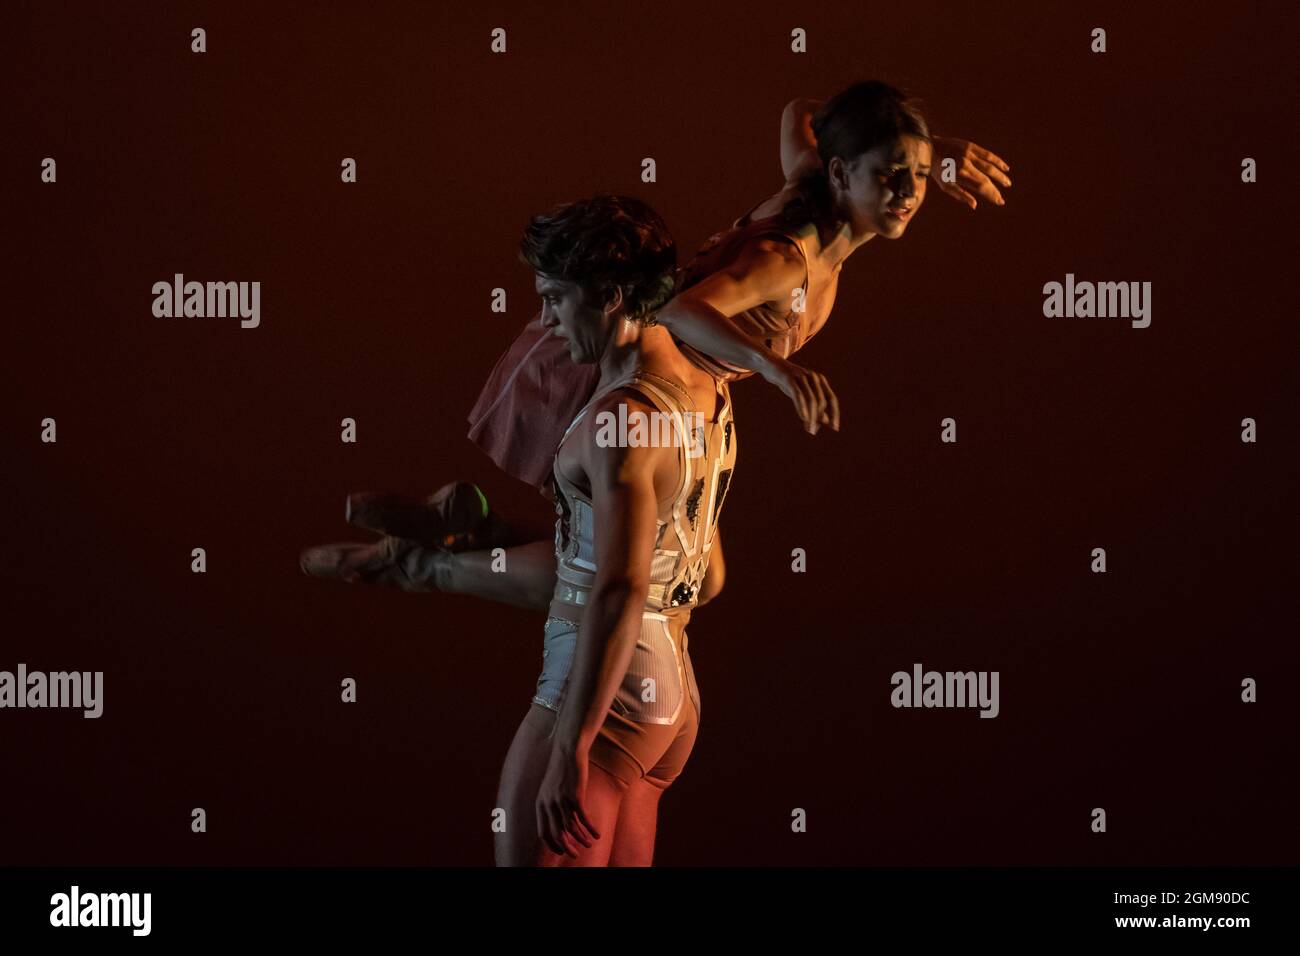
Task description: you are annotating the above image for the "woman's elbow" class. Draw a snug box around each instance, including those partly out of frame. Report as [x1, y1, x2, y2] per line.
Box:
[782, 97, 808, 116]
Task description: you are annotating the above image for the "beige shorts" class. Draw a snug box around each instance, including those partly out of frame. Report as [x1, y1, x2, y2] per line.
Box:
[533, 612, 701, 790]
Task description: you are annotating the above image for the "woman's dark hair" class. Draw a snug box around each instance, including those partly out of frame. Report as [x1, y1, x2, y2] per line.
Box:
[518, 193, 677, 323]
[788, 81, 932, 220]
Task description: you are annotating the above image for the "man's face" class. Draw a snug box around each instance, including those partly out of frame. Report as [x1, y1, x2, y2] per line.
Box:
[536, 274, 613, 363]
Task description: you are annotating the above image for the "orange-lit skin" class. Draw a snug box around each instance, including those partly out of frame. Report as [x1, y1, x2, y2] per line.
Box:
[304, 97, 1012, 600]
[299, 98, 1015, 866]
[656, 98, 1011, 435]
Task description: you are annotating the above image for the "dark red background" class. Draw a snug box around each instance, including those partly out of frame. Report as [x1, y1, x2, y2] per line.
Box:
[6, 1, 1296, 865]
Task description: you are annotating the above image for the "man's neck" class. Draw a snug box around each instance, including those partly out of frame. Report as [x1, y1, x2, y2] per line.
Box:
[596, 321, 678, 385]
[597, 321, 720, 421]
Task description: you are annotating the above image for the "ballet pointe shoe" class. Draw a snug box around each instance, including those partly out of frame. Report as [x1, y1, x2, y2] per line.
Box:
[345, 481, 508, 552]
[299, 539, 385, 585]
[299, 536, 453, 593]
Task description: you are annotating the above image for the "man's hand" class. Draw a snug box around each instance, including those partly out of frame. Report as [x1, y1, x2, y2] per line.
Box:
[762, 355, 840, 434]
[535, 745, 601, 858]
[929, 137, 1013, 209]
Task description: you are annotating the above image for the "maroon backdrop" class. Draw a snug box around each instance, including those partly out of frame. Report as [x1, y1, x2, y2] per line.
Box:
[6, 0, 1295, 865]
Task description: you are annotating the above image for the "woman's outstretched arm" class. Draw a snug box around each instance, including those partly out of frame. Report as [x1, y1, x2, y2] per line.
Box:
[780, 98, 823, 182]
[656, 239, 840, 434]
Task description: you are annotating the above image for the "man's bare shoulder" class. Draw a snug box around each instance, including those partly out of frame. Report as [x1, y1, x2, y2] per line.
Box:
[581, 388, 659, 430]
[576, 388, 674, 487]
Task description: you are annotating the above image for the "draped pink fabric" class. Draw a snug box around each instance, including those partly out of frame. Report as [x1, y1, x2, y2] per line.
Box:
[466, 309, 602, 489]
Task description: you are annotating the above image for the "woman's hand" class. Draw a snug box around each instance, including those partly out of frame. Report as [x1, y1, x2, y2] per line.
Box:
[929, 137, 1013, 209]
[535, 745, 600, 859]
[763, 355, 840, 434]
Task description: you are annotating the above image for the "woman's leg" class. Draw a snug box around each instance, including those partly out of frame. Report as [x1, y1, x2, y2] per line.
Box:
[299, 538, 556, 610]
[428, 539, 556, 609]
[346, 481, 554, 551]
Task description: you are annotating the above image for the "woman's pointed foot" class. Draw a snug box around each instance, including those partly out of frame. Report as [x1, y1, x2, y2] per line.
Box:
[299, 539, 397, 586]
[299, 537, 453, 592]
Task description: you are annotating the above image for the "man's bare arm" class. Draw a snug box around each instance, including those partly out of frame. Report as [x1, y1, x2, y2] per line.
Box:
[551, 395, 665, 756]
[697, 532, 725, 606]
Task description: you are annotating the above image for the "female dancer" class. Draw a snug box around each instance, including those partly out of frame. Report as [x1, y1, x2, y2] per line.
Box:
[302, 79, 1011, 593]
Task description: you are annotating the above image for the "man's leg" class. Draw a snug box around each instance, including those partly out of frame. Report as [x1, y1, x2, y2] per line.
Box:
[495, 704, 630, 867]
[535, 764, 628, 868]
[608, 779, 665, 867]
[494, 703, 558, 866]
[601, 664, 700, 867]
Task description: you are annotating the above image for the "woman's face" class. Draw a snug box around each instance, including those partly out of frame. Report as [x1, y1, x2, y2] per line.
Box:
[831, 134, 933, 239]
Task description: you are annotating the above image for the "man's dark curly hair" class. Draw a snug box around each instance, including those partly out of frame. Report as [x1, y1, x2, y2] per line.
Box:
[518, 193, 677, 324]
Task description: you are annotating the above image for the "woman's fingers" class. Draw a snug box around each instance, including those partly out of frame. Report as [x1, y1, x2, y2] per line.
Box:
[958, 164, 1005, 205]
[939, 180, 979, 209]
[821, 376, 841, 431]
[786, 370, 841, 435]
[787, 385, 812, 432]
[935, 139, 1012, 208]
[808, 373, 838, 431]
[804, 381, 824, 434]
[798, 380, 821, 434]
[968, 143, 1011, 173]
[970, 156, 1011, 189]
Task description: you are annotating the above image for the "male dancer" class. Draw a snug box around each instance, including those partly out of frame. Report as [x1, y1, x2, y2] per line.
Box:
[306, 195, 735, 864]
[500, 193, 735, 865]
